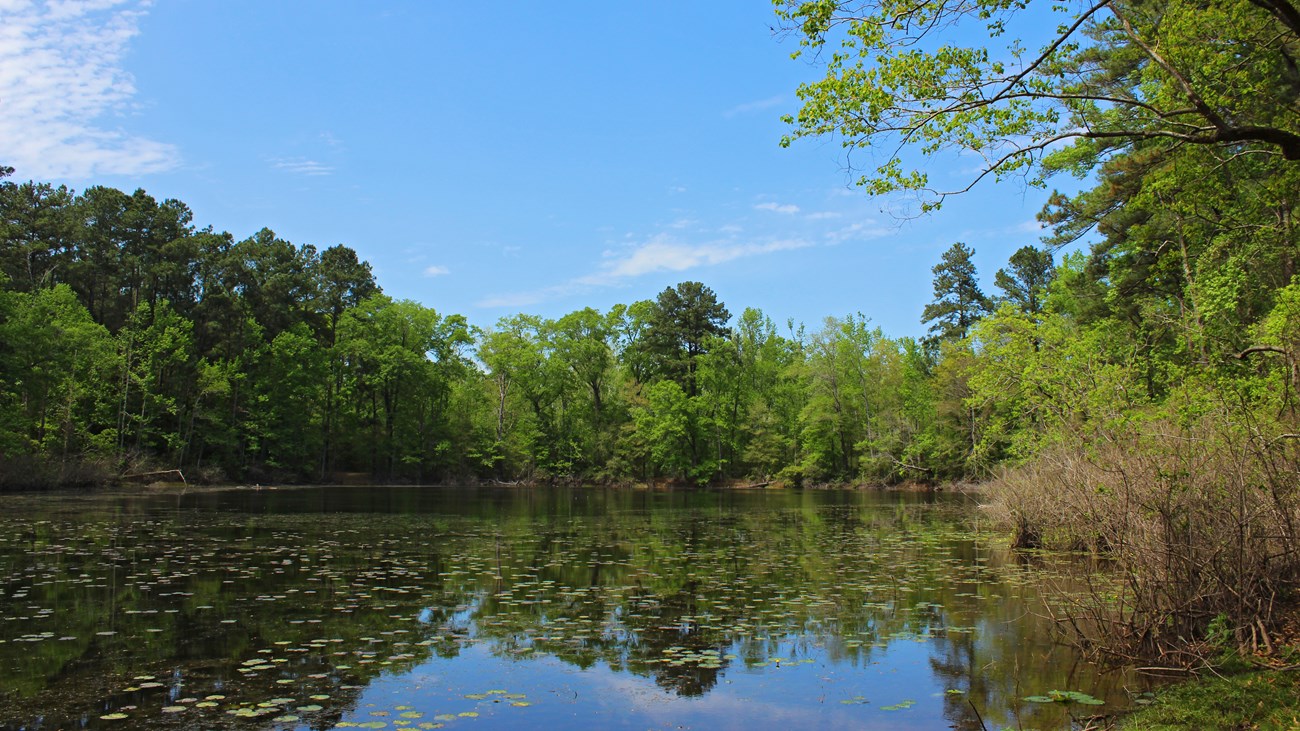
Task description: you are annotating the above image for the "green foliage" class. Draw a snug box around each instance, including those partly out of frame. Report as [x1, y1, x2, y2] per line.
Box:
[636, 281, 731, 397]
[335, 294, 471, 481]
[0, 284, 118, 478]
[921, 243, 989, 344]
[994, 246, 1054, 316]
[776, 0, 1300, 210]
[634, 380, 694, 480]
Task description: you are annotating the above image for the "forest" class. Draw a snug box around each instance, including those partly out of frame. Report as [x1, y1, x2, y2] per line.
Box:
[2, 0, 1300, 666]
[0, 167, 1004, 489]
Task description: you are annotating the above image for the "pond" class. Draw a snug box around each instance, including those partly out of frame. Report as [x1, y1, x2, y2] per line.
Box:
[0, 486, 1146, 730]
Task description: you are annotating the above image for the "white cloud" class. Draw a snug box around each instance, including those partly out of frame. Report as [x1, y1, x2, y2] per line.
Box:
[826, 221, 890, 244]
[271, 157, 334, 176]
[754, 201, 800, 214]
[422, 265, 450, 277]
[723, 95, 785, 118]
[477, 284, 576, 309]
[586, 234, 811, 282]
[478, 233, 813, 308]
[805, 211, 842, 221]
[0, 0, 179, 179]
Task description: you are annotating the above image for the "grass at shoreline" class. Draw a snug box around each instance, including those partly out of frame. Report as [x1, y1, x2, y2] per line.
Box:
[1117, 668, 1300, 730]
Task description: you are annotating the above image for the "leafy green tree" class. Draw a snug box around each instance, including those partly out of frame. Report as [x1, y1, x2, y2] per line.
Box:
[0, 180, 77, 292]
[633, 380, 693, 480]
[639, 281, 731, 397]
[313, 244, 378, 346]
[65, 187, 197, 332]
[732, 309, 804, 479]
[249, 324, 328, 478]
[692, 307, 802, 480]
[553, 307, 622, 469]
[477, 315, 550, 477]
[0, 284, 118, 475]
[310, 244, 379, 474]
[994, 246, 1054, 316]
[796, 317, 860, 481]
[0, 275, 20, 458]
[553, 308, 616, 421]
[890, 337, 942, 478]
[228, 229, 319, 339]
[336, 294, 472, 480]
[116, 300, 197, 464]
[922, 243, 989, 344]
[776, 0, 1300, 210]
[181, 356, 240, 475]
[67, 186, 133, 329]
[611, 299, 658, 385]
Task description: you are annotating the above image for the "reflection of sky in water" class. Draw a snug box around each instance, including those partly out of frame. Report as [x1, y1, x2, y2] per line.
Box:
[362, 641, 948, 730]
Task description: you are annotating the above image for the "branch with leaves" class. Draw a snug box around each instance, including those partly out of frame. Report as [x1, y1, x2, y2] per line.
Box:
[775, 0, 1300, 210]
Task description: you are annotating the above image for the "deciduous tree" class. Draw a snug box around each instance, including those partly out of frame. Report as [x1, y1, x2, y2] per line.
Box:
[776, 0, 1300, 210]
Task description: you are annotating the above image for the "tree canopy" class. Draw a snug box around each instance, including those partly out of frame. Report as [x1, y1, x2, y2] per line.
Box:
[776, 0, 1300, 209]
[922, 243, 990, 343]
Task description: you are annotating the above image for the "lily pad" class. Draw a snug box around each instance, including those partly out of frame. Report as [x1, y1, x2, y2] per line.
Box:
[1024, 690, 1105, 705]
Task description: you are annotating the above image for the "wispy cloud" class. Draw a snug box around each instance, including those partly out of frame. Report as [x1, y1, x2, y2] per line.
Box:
[754, 201, 800, 215]
[723, 95, 785, 118]
[478, 233, 812, 308]
[423, 265, 450, 277]
[477, 283, 580, 309]
[585, 235, 810, 282]
[0, 0, 179, 179]
[827, 221, 890, 244]
[271, 157, 334, 176]
[318, 131, 343, 149]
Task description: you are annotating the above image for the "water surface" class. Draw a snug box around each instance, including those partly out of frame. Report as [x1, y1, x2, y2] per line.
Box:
[0, 486, 1140, 730]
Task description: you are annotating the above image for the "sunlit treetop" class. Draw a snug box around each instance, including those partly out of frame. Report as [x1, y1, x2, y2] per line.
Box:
[775, 0, 1300, 211]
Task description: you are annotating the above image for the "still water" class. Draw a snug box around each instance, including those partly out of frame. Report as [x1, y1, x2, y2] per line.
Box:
[0, 486, 1142, 730]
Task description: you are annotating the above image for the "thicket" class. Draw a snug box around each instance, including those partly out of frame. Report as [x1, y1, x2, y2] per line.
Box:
[973, 149, 1300, 663]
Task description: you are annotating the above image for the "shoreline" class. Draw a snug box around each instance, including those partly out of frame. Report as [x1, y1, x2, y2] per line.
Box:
[0, 473, 986, 494]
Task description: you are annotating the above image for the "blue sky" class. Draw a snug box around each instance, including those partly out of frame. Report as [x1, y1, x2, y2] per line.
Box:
[0, 0, 1070, 338]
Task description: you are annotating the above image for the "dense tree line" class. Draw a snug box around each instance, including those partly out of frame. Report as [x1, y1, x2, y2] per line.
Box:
[0, 168, 1006, 487]
[0, 168, 472, 486]
[7, 131, 1292, 498]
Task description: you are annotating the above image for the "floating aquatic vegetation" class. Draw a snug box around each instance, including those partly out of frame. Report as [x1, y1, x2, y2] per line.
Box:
[1023, 690, 1106, 705]
[0, 487, 1142, 730]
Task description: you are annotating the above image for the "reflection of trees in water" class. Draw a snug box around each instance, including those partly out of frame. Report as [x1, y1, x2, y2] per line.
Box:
[0, 487, 1142, 728]
[635, 581, 726, 697]
[924, 578, 1140, 731]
